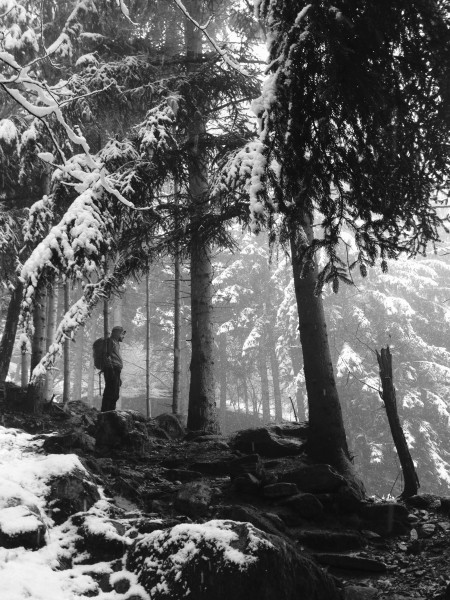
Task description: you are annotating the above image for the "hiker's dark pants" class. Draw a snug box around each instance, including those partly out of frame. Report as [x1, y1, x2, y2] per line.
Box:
[101, 366, 121, 412]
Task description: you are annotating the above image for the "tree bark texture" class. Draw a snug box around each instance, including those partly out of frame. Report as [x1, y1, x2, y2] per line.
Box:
[0, 281, 24, 382]
[376, 346, 420, 498]
[185, 0, 218, 433]
[289, 214, 352, 475]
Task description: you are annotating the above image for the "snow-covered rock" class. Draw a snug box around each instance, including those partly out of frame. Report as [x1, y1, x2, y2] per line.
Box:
[0, 504, 46, 549]
[127, 519, 339, 600]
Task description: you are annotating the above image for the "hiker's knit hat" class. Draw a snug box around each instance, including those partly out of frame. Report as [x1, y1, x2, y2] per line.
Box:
[112, 326, 126, 334]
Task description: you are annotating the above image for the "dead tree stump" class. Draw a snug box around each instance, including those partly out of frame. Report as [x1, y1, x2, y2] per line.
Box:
[376, 346, 419, 498]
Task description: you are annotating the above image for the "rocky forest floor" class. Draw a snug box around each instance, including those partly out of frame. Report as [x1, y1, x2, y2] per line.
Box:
[1, 400, 450, 600]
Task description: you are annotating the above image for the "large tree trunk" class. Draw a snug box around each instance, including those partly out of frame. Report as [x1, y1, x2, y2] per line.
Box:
[185, 0, 218, 433]
[0, 281, 24, 382]
[289, 214, 353, 476]
[376, 347, 420, 498]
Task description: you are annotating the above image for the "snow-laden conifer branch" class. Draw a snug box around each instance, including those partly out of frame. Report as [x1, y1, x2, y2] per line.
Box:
[43, 0, 98, 60]
[20, 186, 113, 328]
[21, 194, 54, 246]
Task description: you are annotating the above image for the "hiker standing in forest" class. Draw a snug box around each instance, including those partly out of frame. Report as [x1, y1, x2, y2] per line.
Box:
[101, 326, 126, 412]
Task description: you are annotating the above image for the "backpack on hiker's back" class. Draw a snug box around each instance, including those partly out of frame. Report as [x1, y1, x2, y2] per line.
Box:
[92, 338, 109, 371]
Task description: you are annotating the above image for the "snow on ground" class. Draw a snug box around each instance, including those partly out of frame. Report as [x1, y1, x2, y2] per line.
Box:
[0, 426, 149, 600]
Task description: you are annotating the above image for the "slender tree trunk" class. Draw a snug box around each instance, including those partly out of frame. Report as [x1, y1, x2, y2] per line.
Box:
[146, 269, 152, 418]
[242, 374, 249, 415]
[113, 294, 123, 327]
[258, 342, 271, 422]
[268, 334, 283, 421]
[218, 333, 227, 424]
[289, 344, 304, 420]
[173, 251, 181, 415]
[0, 281, 24, 382]
[87, 343, 95, 406]
[103, 297, 109, 338]
[179, 294, 189, 419]
[21, 342, 30, 387]
[45, 283, 58, 401]
[185, 0, 218, 433]
[87, 319, 99, 405]
[289, 213, 353, 476]
[27, 285, 48, 412]
[63, 281, 71, 404]
[72, 325, 85, 401]
[376, 347, 420, 498]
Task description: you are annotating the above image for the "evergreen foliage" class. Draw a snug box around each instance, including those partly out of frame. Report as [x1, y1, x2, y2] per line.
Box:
[248, 0, 450, 284]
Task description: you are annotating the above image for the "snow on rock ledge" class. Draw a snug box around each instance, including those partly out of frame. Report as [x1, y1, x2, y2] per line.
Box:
[127, 519, 339, 600]
[0, 426, 100, 531]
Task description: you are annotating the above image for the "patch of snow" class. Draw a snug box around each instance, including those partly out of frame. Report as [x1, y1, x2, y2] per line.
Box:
[0, 118, 18, 145]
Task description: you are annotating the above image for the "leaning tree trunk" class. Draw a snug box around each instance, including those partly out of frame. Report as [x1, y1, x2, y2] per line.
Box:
[185, 0, 219, 433]
[376, 346, 420, 498]
[0, 281, 24, 382]
[289, 213, 353, 477]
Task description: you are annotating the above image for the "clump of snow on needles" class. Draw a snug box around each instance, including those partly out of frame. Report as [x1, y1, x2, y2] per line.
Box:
[0, 118, 19, 146]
